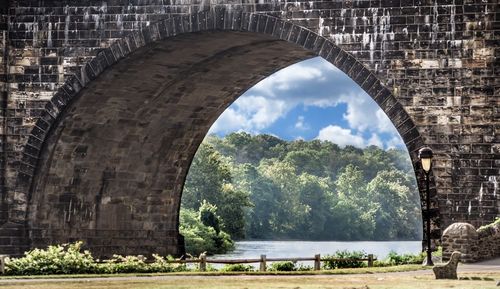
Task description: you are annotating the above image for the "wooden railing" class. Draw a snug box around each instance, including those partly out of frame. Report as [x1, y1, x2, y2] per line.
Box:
[0, 253, 376, 273]
[168, 253, 376, 271]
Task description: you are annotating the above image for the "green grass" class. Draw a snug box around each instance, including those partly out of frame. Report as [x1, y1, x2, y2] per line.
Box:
[0, 272, 499, 289]
[0, 264, 427, 279]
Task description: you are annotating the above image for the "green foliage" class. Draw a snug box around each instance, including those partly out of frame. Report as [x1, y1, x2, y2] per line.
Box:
[179, 207, 234, 256]
[477, 217, 500, 237]
[5, 242, 96, 275]
[182, 142, 252, 240]
[322, 250, 367, 269]
[268, 261, 297, 271]
[385, 251, 424, 266]
[99, 255, 150, 273]
[199, 200, 220, 234]
[267, 261, 312, 271]
[296, 264, 313, 271]
[146, 254, 187, 273]
[220, 264, 254, 272]
[4, 242, 183, 275]
[182, 132, 422, 242]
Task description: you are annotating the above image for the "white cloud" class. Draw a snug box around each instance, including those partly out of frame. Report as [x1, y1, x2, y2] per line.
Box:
[340, 94, 397, 135]
[209, 95, 288, 134]
[210, 56, 406, 150]
[211, 57, 347, 135]
[294, 115, 309, 130]
[386, 136, 405, 149]
[375, 109, 395, 133]
[316, 125, 365, 148]
[252, 59, 333, 96]
[316, 127, 401, 149]
[209, 108, 248, 134]
[367, 133, 384, 147]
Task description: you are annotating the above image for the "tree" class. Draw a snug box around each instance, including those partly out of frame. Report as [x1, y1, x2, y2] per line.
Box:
[218, 184, 252, 239]
[179, 206, 234, 255]
[335, 164, 366, 200]
[367, 169, 422, 240]
[182, 143, 231, 210]
[284, 149, 325, 176]
[294, 173, 334, 239]
[181, 134, 422, 243]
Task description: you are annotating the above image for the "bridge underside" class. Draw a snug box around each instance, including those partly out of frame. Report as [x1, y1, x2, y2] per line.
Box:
[26, 31, 314, 257]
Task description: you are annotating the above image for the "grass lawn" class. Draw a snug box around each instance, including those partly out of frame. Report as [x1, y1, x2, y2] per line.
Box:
[0, 268, 498, 289]
[0, 264, 428, 279]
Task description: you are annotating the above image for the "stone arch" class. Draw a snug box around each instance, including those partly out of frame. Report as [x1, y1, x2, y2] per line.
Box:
[9, 10, 434, 257]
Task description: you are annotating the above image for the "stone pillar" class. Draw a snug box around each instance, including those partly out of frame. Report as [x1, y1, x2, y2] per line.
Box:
[442, 223, 478, 263]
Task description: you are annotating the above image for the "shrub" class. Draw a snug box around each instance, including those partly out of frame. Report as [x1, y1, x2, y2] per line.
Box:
[180, 207, 234, 256]
[268, 261, 296, 271]
[478, 218, 500, 238]
[98, 255, 151, 274]
[220, 264, 254, 272]
[383, 250, 426, 266]
[148, 254, 187, 273]
[5, 241, 96, 275]
[322, 250, 366, 269]
[96, 254, 186, 274]
[296, 263, 313, 271]
[5, 242, 185, 275]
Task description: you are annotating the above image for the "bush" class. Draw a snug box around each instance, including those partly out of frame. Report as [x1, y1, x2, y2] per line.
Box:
[220, 264, 254, 272]
[268, 261, 296, 271]
[322, 250, 366, 269]
[98, 255, 151, 274]
[4, 242, 184, 275]
[179, 207, 234, 256]
[147, 254, 187, 273]
[5, 241, 96, 275]
[385, 251, 422, 265]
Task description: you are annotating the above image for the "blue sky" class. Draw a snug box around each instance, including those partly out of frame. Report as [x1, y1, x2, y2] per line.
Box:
[209, 57, 405, 149]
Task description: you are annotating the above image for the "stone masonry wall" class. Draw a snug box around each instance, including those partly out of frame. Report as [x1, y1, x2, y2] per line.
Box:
[442, 221, 500, 263]
[476, 221, 500, 261]
[0, 0, 498, 256]
[0, 1, 9, 225]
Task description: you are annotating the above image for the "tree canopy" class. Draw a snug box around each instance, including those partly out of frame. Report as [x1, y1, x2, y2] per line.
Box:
[181, 132, 423, 253]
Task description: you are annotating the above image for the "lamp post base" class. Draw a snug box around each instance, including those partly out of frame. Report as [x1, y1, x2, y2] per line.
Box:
[423, 258, 434, 266]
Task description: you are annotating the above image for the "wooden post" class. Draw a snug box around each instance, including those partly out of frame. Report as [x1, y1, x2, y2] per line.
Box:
[314, 254, 321, 271]
[368, 254, 374, 267]
[0, 255, 6, 274]
[199, 253, 207, 272]
[260, 254, 266, 272]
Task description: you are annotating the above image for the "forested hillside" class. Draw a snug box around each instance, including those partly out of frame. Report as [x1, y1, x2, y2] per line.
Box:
[180, 132, 423, 253]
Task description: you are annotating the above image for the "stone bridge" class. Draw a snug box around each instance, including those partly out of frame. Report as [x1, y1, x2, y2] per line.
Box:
[0, 0, 498, 257]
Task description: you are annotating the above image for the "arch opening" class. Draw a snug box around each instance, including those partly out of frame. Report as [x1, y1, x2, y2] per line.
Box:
[180, 56, 424, 256]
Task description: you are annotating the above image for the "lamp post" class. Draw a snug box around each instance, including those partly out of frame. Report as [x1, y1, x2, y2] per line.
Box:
[418, 146, 433, 266]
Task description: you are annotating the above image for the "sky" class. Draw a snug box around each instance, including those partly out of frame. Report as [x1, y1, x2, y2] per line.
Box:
[208, 57, 405, 150]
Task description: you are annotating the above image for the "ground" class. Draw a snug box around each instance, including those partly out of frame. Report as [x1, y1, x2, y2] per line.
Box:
[1, 260, 499, 289]
[1, 272, 499, 289]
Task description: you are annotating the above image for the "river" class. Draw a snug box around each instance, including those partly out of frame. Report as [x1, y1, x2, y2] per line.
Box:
[212, 240, 422, 262]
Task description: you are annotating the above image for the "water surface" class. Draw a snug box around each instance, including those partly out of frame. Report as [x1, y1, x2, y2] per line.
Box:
[213, 240, 422, 261]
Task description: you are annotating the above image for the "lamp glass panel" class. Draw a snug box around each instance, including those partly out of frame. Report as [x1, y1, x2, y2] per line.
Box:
[421, 158, 432, 172]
